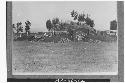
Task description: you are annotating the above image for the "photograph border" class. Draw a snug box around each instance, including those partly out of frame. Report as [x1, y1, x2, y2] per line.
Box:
[7, 1, 124, 82]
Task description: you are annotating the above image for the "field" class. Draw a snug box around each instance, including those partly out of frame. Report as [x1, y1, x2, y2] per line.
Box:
[12, 41, 118, 75]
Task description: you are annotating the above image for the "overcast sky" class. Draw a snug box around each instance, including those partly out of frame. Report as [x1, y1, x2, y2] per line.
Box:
[12, 1, 117, 32]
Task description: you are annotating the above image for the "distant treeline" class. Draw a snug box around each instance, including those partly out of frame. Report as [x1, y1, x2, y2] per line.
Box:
[12, 20, 31, 36]
[12, 10, 117, 42]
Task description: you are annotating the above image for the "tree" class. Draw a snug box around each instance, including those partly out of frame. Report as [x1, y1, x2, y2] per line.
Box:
[13, 22, 23, 37]
[71, 10, 75, 17]
[90, 20, 94, 27]
[25, 20, 31, 36]
[46, 19, 52, 31]
[52, 18, 59, 25]
[110, 20, 117, 30]
[51, 18, 60, 35]
[18, 22, 23, 32]
[85, 15, 95, 27]
[58, 22, 65, 31]
[71, 10, 78, 20]
[70, 10, 95, 27]
[78, 13, 85, 22]
[16, 22, 23, 34]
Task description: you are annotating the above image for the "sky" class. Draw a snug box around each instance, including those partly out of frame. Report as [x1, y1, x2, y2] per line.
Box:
[12, 1, 117, 32]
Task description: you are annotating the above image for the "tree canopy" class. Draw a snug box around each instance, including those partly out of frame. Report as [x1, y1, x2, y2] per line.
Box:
[46, 19, 52, 31]
[70, 10, 95, 27]
[25, 20, 31, 35]
[110, 20, 117, 30]
[13, 22, 23, 34]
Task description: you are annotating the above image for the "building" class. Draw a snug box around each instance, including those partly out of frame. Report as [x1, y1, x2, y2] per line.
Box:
[106, 30, 117, 35]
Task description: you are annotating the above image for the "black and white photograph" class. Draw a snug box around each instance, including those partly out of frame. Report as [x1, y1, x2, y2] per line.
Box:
[6, 1, 124, 82]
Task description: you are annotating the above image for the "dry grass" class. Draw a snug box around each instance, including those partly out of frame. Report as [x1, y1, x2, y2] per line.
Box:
[12, 41, 118, 74]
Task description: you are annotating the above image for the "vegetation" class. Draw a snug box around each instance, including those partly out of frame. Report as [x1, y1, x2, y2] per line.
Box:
[13, 10, 117, 43]
[67, 28, 74, 41]
[110, 20, 117, 30]
[25, 20, 31, 36]
[12, 22, 23, 37]
[46, 19, 52, 31]
[71, 10, 95, 27]
[13, 20, 32, 41]
[12, 9, 118, 74]
[46, 18, 62, 31]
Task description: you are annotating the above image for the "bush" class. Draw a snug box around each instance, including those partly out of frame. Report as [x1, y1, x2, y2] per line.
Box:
[14, 34, 35, 41]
